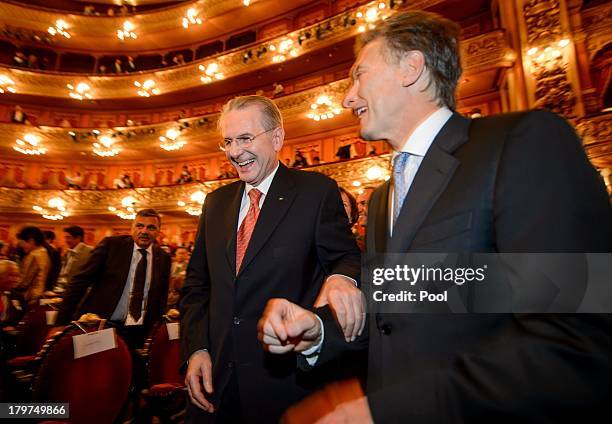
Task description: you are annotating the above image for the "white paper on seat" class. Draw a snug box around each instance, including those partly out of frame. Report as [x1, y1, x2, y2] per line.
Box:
[72, 328, 117, 359]
[166, 322, 180, 340]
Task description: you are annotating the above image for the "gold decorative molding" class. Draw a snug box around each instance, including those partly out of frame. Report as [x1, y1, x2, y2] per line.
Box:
[520, 0, 577, 118]
[581, 2, 612, 60]
[0, 23, 511, 100]
[0, 155, 391, 217]
[576, 112, 612, 168]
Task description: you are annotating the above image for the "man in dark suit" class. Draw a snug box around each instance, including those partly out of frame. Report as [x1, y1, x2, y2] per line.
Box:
[56, 208, 171, 348]
[180, 95, 362, 423]
[258, 10, 612, 424]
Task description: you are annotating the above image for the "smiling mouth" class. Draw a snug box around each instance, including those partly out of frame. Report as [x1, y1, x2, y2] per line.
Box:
[236, 159, 255, 168]
[355, 106, 368, 118]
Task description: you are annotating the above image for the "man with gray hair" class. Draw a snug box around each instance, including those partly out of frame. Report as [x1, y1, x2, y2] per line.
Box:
[180, 95, 362, 423]
[258, 10, 612, 423]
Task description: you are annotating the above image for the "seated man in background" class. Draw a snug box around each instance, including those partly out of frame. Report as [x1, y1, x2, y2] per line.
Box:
[55, 209, 171, 349]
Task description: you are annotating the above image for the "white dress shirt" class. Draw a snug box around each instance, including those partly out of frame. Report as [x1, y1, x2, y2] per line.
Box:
[110, 242, 153, 325]
[237, 162, 280, 230]
[302, 107, 453, 362]
[389, 107, 452, 235]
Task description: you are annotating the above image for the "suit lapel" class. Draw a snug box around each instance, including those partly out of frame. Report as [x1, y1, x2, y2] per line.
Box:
[388, 113, 471, 252]
[368, 181, 390, 255]
[224, 182, 245, 276]
[238, 164, 296, 275]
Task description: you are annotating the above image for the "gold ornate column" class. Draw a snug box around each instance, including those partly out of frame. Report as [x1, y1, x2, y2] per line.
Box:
[494, 0, 529, 111]
[515, 0, 585, 118]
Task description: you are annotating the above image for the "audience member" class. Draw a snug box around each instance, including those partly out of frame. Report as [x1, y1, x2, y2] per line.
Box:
[126, 56, 136, 72]
[12, 106, 26, 124]
[66, 172, 84, 189]
[273, 82, 284, 96]
[42, 231, 61, 292]
[55, 209, 171, 349]
[0, 259, 22, 327]
[12, 52, 27, 67]
[114, 58, 123, 74]
[172, 54, 186, 66]
[292, 150, 309, 168]
[122, 174, 135, 188]
[15, 226, 50, 304]
[58, 226, 92, 289]
[27, 54, 38, 69]
[176, 166, 193, 184]
[98, 65, 107, 74]
[167, 247, 189, 309]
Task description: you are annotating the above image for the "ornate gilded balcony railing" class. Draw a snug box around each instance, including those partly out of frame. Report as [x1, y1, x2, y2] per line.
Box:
[576, 111, 612, 170]
[0, 155, 391, 217]
[0, 78, 353, 159]
[0, 1, 513, 99]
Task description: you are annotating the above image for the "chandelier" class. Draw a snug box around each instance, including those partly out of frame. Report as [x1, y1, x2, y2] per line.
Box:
[183, 8, 203, 28]
[199, 63, 224, 84]
[159, 128, 186, 151]
[93, 135, 120, 157]
[117, 21, 137, 40]
[178, 190, 206, 216]
[67, 82, 92, 100]
[33, 197, 69, 220]
[0, 75, 16, 94]
[108, 195, 138, 220]
[14, 133, 46, 155]
[135, 79, 160, 97]
[270, 38, 299, 63]
[48, 19, 71, 38]
[307, 95, 342, 121]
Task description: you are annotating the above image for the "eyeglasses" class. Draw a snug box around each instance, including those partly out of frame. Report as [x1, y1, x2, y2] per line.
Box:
[219, 127, 277, 151]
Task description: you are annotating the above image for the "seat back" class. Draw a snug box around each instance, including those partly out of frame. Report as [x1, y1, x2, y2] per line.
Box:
[15, 303, 51, 355]
[145, 320, 182, 387]
[32, 323, 132, 424]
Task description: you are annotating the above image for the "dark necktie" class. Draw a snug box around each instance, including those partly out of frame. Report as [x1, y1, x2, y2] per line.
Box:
[129, 248, 147, 321]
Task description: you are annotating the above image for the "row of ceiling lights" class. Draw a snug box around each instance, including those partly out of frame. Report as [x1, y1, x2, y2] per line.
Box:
[2, 2, 394, 102]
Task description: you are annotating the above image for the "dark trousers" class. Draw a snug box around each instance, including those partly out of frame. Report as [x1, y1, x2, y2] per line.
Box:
[185, 370, 244, 424]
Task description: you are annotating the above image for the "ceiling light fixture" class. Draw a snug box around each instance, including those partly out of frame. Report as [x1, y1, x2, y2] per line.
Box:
[117, 21, 137, 40]
[14, 133, 46, 155]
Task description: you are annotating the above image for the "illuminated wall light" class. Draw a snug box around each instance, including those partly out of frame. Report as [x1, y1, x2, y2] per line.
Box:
[358, 25, 366, 32]
[134, 79, 160, 96]
[14, 133, 46, 155]
[33, 197, 68, 220]
[352, 181, 362, 187]
[365, 7, 379, 22]
[199, 63, 224, 84]
[183, 8, 203, 28]
[366, 165, 385, 181]
[307, 94, 342, 121]
[67, 82, 92, 100]
[48, 19, 71, 38]
[0, 75, 16, 94]
[378, 2, 386, 9]
[93, 135, 121, 157]
[558, 38, 570, 48]
[117, 21, 137, 40]
[243, 0, 251, 6]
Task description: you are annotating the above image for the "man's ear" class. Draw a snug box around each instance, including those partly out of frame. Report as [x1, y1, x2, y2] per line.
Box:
[399, 51, 425, 88]
[273, 127, 285, 151]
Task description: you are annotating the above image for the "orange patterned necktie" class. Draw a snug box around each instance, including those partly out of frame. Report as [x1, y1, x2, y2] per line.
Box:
[236, 188, 262, 274]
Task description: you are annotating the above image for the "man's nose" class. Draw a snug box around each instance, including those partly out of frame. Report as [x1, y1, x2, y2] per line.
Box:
[342, 83, 357, 109]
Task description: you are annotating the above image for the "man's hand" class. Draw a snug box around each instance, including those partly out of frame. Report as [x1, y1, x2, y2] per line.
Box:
[258, 298, 322, 353]
[315, 275, 366, 342]
[185, 350, 214, 412]
[315, 396, 374, 424]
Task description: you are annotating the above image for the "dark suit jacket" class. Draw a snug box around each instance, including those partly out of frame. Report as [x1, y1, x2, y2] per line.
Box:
[309, 111, 612, 423]
[180, 164, 361, 423]
[56, 235, 171, 336]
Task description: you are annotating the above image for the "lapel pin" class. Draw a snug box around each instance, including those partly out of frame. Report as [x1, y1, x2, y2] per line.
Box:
[278, 197, 284, 201]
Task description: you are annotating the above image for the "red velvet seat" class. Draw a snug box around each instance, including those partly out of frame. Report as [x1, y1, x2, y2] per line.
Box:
[32, 323, 133, 424]
[14, 303, 51, 356]
[140, 318, 185, 422]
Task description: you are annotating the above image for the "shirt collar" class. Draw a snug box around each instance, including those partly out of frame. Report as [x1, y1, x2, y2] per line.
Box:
[69, 242, 85, 254]
[245, 161, 280, 197]
[396, 107, 453, 157]
[132, 242, 153, 257]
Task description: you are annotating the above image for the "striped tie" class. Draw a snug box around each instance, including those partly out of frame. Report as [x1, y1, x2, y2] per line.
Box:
[393, 152, 411, 225]
[236, 188, 262, 274]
